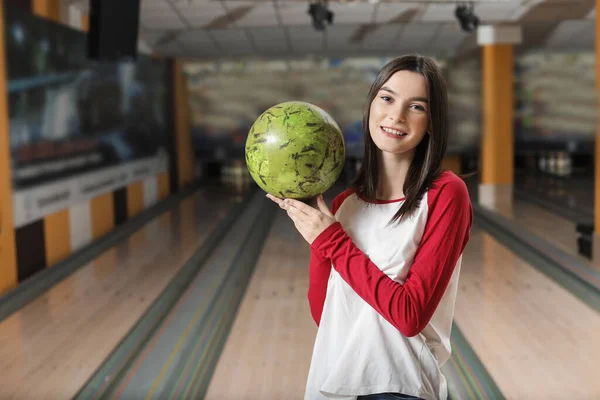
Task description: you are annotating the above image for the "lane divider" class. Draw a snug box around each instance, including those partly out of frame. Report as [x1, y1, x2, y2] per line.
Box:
[473, 203, 600, 312]
[73, 186, 257, 399]
[103, 194, 275, 399]
[443, 324, 505, 400]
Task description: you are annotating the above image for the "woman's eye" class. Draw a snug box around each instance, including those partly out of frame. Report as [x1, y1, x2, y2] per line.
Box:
[381, 96, 392, 102]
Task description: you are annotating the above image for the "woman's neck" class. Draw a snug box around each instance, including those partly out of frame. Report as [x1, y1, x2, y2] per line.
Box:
[376, 151, 414, 200]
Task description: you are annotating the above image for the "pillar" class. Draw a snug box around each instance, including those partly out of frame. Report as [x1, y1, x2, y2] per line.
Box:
[443, 154, 462, 175]
[476, 25, 522, 212]
[32, 0, 61, 22]
[32, 0, 71, 267]
[173, 59, 194, 189]
[593, 0, 600, 265]
[0, 0, 18, 294]
[80, 13, 88, 31]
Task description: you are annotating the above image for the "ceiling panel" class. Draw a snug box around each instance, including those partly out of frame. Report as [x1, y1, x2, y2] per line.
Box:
[171, 0, 223, 14]
[396, 22, 440, 48]
[65, 0, 596, 60]
[177, 29, 219, 46]
[210, 28, 254, 51]
[326, 25, 364, 53]
[470, 2, 522, 22]
[142, 15, 188, 30]
[360, 25, 403, 51]
[288, 26, 325, 53]
[140, 0, 172, 12]
[277, 2, 314, 26]
[153, 39, 186, 56]
[170, 0, 228, 27]
[249, 27, 290, 53]
[182, 13, 232, 28]
[326, 25, 359, 46]
[373, 3, 419, 24]
[419, 3, 457, 22]
[506, 0, 546, 21]
[139, 30, 169, 45]
[327, 3, 377, 25]
[544, 19, 594, 48]
[140, 1, 186, 29]
[428, 23, 469, 56]
[224, 1, 279, 27]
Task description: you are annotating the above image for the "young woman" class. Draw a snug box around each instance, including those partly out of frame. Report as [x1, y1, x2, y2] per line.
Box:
[267, 54, 473, 400]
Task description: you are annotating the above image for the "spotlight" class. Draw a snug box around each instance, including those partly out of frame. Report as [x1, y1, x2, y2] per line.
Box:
[455, 3, 479, 33]
[308, 1, 334, 31]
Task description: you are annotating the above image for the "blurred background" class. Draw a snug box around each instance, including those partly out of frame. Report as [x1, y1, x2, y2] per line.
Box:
[0, 1, 598, 399]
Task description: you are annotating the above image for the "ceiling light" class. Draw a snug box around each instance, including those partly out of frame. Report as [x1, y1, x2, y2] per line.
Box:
[308, 0, 334, 32]
[455, 2, 479, 33]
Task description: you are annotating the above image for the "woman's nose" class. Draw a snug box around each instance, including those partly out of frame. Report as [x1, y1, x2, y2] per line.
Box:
[388, 107, 406, 123]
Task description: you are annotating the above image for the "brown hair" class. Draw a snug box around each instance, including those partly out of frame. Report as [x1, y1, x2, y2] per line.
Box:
[353, 54, 449, 224]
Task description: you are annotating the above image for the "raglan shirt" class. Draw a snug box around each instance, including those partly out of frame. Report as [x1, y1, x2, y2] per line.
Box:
[304, 171, 473, 400]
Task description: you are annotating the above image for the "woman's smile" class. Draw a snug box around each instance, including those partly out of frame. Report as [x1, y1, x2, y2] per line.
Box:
[380, 126, 409, 138]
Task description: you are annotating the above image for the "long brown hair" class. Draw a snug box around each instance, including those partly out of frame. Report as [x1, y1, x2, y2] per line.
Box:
[353, 54, 448, 224]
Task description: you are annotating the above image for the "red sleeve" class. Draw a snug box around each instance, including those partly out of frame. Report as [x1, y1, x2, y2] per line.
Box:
[309, 176, 473, 337]
[307, 189, 354, 326]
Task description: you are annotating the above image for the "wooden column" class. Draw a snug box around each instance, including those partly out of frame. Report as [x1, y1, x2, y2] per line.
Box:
[477, 25, 522, 210]
[32, 0, 72, 267]
[173, 59, 194, 189]
[81, 13, 88, 31]
[0, 0, 18, 294]
[593, 0, 600, 264]
[32, 0, 61, 22]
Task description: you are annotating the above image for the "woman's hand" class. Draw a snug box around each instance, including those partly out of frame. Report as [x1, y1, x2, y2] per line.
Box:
[266, 193, 337, 245]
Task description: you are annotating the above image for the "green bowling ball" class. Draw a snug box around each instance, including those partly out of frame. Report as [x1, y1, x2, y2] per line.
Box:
[245, 101, 345, 200]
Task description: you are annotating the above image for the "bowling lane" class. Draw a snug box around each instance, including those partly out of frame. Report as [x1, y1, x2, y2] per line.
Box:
[514, 173, 594, 221]
[454, 226, 600, 399]
[205, 208, 317, 399]
[487, 196, 593, 267]
[0, 186, 244, 399]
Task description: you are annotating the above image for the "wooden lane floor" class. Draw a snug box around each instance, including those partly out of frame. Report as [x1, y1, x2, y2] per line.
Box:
[205, 210, 317, 399]
[0, 186, 244, 399]
[205, 216, 600, 399]
[514, 173, 594, 220]
[491, 197, 585, 264]
[454, 227, 600, 399]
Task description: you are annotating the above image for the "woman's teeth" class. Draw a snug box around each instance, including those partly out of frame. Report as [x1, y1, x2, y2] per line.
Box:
[382, 127, 407, 136]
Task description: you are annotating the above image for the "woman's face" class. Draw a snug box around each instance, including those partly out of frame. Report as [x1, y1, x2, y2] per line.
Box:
[368, 70, 430, 157]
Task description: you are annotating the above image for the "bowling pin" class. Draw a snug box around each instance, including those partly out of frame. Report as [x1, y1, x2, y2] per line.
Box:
[539, 153, 547, 173]
[564, 153, 572, 177]
[548, 152, 556, 176]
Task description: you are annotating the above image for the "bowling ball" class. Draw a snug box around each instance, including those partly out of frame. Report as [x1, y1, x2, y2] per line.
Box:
[245, 101, 345, 200]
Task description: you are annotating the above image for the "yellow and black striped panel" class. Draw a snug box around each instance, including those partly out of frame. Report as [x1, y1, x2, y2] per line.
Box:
[4, 3, 177, 288]
[127, 181, 145, 219]
[43, 209, 71, 267]
[91, 192, 115, 240]
[15, 221, 46, 282]
[157, 171, 170, 201]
